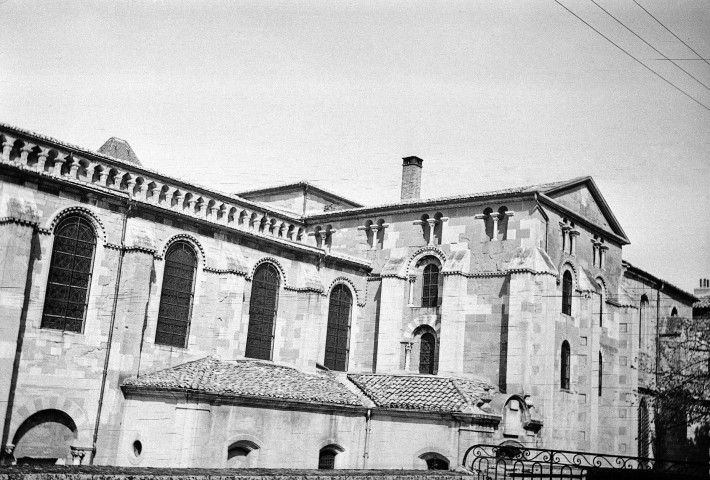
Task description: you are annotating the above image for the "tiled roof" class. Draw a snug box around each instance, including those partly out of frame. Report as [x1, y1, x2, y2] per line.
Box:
[306, 178, 588, 220]
[122, 357, 363, 407]
[348, 374, 495, 413]
[237, 180, 364, 208]
[98, 137, 142, 165]
[695, 295, 710, 309]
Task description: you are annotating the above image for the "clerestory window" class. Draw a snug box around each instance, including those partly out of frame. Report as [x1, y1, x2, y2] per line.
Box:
[41, 215, 96, 333]
[155, 242, 197, 348]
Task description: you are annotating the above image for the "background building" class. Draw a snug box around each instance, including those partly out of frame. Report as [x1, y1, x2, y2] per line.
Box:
[0, 123, 700, 468]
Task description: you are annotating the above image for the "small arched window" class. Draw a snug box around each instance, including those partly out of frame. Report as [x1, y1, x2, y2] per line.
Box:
[155, 242, 197, 347]
[42, 215, 97, 333]
[419, 332, 436, 374]
[598, 351, 603, 397]
[561, 341, 571, 390]
[497, 206, 509, 240]
[670, 307, 678, 317]
[318, 446, 340, 470]
[245, 263, 280, 360]
[422, 264, 440, 308]
[562, 271, 573, 315]
[324, 284, 352, 371]
[227, 440, 260, 468]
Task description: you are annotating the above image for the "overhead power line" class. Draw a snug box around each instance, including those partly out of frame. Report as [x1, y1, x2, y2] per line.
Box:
[553, 0, 710, 114]
[632, 0, 710, 69]
[590, 0, 710, 92]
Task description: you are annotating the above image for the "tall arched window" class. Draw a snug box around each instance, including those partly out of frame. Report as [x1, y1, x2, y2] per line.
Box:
[41, 216, 97, 333]
[598, 351, 603, 397]
[422, 264, 440, 308]
[561, 340, 571, 390]
[419, 332, 436, 374]
[562, 271, 573, 315]
[245, 263, 280, 360]
[155, 242, 197, 347]
[639, 294, 649, 348]
[324, 284, 352, 371]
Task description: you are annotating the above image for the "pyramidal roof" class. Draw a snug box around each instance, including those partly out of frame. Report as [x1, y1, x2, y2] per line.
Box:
[97, 137, 141, 165]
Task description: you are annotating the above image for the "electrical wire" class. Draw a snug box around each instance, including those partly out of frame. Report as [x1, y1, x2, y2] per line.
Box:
[590, 0, 710, 92]
[632, 0, 710, 69]
[553, 0, 710, 114]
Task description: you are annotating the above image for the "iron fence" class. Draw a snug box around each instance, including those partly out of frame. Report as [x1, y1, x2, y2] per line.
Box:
[462, 444, 709, 479]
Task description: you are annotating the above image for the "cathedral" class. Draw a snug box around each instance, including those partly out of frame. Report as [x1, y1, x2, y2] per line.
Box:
[0, 123, 698, 469]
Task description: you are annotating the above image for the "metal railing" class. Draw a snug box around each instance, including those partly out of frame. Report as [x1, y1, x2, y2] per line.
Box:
[462, 444, 709, 479]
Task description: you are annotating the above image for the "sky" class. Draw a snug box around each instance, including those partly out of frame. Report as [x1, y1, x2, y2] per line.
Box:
[1, 0, 708, 293]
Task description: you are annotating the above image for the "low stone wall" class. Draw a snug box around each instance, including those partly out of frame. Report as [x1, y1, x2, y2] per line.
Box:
[0, 466, 466, 480]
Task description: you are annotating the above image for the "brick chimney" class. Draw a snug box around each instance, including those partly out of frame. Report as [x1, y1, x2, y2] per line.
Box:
[400, 156, 423, 200]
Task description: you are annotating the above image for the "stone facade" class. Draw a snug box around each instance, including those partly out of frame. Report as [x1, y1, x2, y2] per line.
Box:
[0, 122, 698, 469]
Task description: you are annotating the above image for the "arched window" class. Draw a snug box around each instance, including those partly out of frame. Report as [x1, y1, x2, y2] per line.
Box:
[561, 341, 571, 390]
[639, 294, 649, 349]
[598, 351, 603, 397]
[324, 284, 352, 371]
[562, 271, 573, 315]
[419, 453, 449, 470]
[41, 216, 97, 333]
[422, 264, 440, 308]
[419, 332, 436, 374]
[227, 440, 259, 468]
[155, 242, 197, 347]
[318, 446, 341, 470]
[483, 208, 494, 241]
[497, 206, 509, 240]
[245, 263, 280, 360]
[670, 307, 678, 317]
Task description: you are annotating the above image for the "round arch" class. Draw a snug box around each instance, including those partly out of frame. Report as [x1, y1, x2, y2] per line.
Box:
[11, 409, 77, 464]
[45, 206, 106, 244]
[249, 257, 288, 288]
[158, 234, 206, 268]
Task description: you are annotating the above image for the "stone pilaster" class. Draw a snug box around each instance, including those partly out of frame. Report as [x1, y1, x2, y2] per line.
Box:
[437, 273, 466, 376]
[375, 276, 407, 372]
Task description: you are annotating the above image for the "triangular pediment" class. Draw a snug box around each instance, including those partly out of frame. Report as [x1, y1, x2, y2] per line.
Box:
[540, 178, 628, 243]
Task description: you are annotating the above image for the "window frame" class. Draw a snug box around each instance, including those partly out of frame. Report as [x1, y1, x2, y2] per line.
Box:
[421, 263, 440, 308]
[419, 331, 436, 374]
[561, 340, 571, 390]
[562, 271, 573, 316]
[598, 351, 603, 397]
[41, 215, 97, 334]
[245, 262, 281, 360]
[154, 241, 198, 348]
[324, 284, 353, 371]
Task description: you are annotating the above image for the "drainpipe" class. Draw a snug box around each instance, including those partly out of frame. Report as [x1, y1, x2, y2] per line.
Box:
[363, 409, 371, 468]
[90, 199, 133, 464]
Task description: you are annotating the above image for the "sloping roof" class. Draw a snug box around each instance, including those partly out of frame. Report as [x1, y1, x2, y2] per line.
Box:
[623, 261, 698, 302]
[537, 176, 629, 244]
[97, 137, 142, 165]
[306, 178, 581, 221]
[347, 374, 495, 413]
[237, 180, 363, 209]
[122, 357, 363, 407]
